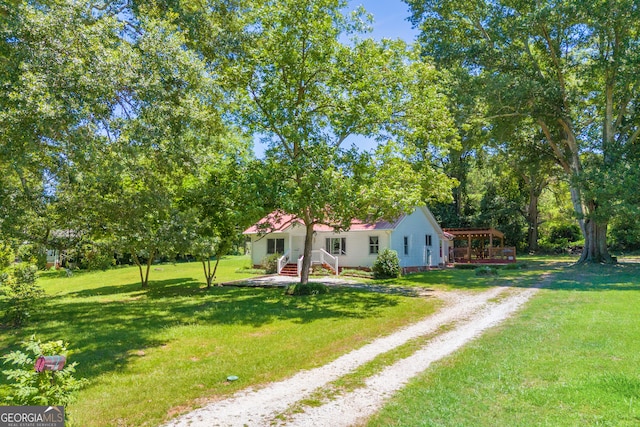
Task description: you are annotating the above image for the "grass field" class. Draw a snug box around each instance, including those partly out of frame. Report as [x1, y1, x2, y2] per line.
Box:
[3, 256, 637, 426]
[0, 256, 443, 426]
[367, 260, 640, 426]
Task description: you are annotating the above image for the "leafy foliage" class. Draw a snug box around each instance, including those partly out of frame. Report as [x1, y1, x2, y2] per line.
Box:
[285, 283, 330, 296]
[372, 249, 401, 279]
[407, 0, 640, 263]
[261, 253, 280, 275]
[2, 336, 87, 408]
[17, 244, 47, 270]
[217, 0, 456, 284]
[0, 263, 44, 327]
[0, 242, 14, 270]
[79, 243, 116, 271]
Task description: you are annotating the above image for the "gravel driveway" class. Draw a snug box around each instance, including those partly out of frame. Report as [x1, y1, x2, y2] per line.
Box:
[164, 277, 545, 427]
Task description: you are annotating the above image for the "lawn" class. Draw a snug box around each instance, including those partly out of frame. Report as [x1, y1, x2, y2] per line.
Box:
[367, 260, 640, 426]
[0, 256, 445, 426]
[4, 256, 627, 426]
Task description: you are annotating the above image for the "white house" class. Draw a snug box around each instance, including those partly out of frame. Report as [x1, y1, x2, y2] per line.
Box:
[243, 206, 453, 275]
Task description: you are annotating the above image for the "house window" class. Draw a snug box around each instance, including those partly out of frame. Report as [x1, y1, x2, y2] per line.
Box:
[326, 237, 346, 255]
[425, 234, 433, 247]
[403, 236, 409, 255]
[267, 238, 285, 254]
[369, 236, 379, 254]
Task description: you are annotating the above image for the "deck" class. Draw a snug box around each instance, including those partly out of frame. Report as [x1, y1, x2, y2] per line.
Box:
[449, 246, 517, 264]
[444, 227, 516, 264]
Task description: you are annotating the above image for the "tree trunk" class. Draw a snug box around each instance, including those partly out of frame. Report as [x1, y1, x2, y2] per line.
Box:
[202, 257, 221, 288]
[131, 251, 146, 289]
[131, 250, 155, 289]
[578, 201, 614, 264]
[299, 222, 314, 285]
[202, 258, 213, 288]
[527, 191, 539, 253]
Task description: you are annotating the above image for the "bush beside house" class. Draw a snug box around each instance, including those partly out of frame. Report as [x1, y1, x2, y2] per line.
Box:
[372, 249, 401, 279]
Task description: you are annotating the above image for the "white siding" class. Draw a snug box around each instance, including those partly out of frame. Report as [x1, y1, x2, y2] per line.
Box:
[312, 231, 391, 269]
[247, 206, 446, 270]
[390, 207, 442, 268]
[250, 233, 290, 266]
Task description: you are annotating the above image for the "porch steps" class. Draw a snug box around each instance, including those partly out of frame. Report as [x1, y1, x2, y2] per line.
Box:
[321, 263, 337, 274]
[279, 264, 298, 277]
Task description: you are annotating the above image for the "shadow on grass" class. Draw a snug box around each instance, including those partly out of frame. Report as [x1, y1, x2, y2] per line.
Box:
[543, 262, 640, 291]
[397, 260, 640, 292]
[62, 278, 204, 299]
[1, 280, 403, 381]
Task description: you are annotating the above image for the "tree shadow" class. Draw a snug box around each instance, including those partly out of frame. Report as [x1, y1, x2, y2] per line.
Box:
[60, 278, 204, 298]
[541, 262, 640, 291]
[1, 280, 405, 382]
[398, 261, 640, 292]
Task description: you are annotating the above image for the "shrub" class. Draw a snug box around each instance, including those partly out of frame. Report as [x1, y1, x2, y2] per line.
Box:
[2, 336, 87, 409]
[609, 214, 640, 252]
[17, 244, 47, 270]
[80, 243, 116, 271]
[261, 253, 281, 274]
[311, 264, 333, 276]
[372, 249, 401, 279]
[1, 263, 45, 327]
[475, 266, 499, 276]
[285, 283, 330, 296]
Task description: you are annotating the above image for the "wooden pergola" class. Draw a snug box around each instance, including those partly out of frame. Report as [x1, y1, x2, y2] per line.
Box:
[443, 228, 516, 264]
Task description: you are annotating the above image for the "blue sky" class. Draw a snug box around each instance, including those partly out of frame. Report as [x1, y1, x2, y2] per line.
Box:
[352, 0, 418, 42]
[252, 0, 418, 158]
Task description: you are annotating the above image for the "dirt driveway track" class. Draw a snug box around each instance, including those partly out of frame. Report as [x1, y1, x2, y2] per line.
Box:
[165, 280, 543, 427]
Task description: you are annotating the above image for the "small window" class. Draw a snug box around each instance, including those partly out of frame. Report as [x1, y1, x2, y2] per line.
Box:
[403, 236, 409, 255]
[267, 238, 285, 254]
[369, 236, 379, 254]
[425, 234, 433, 247]
[326, 237, 346, 255]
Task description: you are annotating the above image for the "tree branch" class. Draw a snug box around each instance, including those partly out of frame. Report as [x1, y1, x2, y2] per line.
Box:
[247, 80, 294, 158]
[538, 119, 571, 173]
[540, 25, 569, 112]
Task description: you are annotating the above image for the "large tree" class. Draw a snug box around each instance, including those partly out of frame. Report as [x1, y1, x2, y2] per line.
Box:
[0, 1, 125, 244]
[57, 8, 226, 288]
[180, 136, 266, 288]
[221, 0, 456, 284]
[407, 0, 640, 263]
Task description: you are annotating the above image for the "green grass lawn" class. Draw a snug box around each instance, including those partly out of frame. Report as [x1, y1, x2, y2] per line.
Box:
[367, 261, 640, 426]
[0, 256, 445, 426]
[5, 256, 634, 426]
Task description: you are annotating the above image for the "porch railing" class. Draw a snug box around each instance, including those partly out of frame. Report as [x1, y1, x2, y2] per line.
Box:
[297, 249, 339, 276]
[277, 251, 290, 274]
[450, 247, 517, 263]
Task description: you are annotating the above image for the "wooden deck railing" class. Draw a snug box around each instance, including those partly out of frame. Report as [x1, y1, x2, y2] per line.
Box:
[450, 247, 516, 263]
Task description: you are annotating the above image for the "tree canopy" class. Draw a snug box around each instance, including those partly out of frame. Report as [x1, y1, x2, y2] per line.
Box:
[219, 0, 457, 283]
[406, 0, 640, 263]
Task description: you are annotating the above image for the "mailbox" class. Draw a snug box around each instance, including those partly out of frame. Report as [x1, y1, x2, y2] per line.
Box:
[35, 355, 66, 372]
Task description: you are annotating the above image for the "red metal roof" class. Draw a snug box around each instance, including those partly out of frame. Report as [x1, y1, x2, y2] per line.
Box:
[243, 211, 403, 234]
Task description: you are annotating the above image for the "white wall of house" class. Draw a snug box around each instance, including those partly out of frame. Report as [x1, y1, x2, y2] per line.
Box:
[247, 207, 448, 270]
[249, 232, 290, 266]
[312, 231, 392, 269]
[390, 207, 442, 268]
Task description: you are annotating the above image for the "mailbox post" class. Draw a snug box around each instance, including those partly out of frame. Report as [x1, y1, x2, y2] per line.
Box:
[35, 355, 66, 373]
